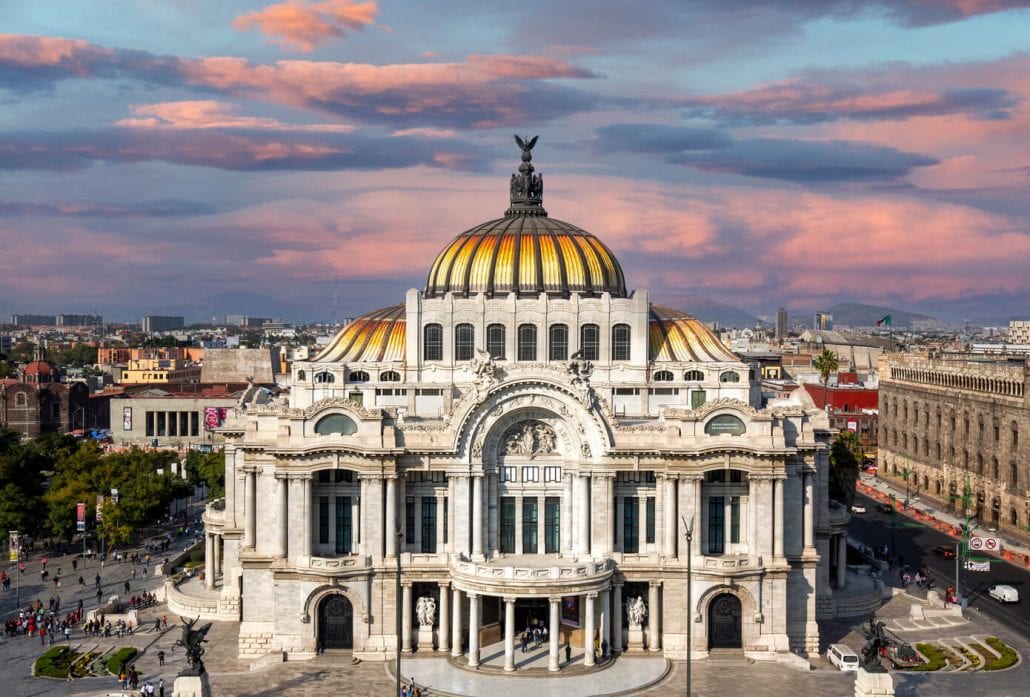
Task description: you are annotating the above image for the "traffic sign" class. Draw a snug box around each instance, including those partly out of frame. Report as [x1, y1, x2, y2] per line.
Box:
[969, 536, 1000, 551]
[965, 560, 990, 572]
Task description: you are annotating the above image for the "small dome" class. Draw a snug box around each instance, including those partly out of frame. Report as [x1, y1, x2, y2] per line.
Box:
[649, 305, 738, 362]
[425, 135, 626, 299]
[24, 361, 56, 375]
[312, 305, 406, 363]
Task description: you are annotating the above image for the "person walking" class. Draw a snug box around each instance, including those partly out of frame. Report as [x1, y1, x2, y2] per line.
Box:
[124, 580, 130, 594]
[565, 642, 571, 664]
[95, 573, 101, 589]
[158, 650, 165, 666]
[158, 678, 165, 697]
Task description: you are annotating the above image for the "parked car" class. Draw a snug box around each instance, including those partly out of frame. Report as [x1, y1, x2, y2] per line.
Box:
[932, 545, 957, 559]
[876, 502, 894, 514]
[827, 643, 860, 672]
[987, 584, 1019, 603]
[850, 505, 867, 514]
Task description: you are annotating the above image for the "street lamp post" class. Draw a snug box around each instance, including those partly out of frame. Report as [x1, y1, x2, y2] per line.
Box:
[889, 493, 896, 563]
[681, 515, 695, 697]
[901, 460, 911, 508]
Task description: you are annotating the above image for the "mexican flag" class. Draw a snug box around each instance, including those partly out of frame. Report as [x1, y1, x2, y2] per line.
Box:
[876, 315, 892, 327]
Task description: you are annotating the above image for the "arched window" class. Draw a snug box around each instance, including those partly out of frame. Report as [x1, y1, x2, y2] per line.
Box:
[15, 392, 27, 407]
[1010, 462, 1018, 487]
[548, 324, 568, 361]
[314, 413, 357, 436]
[653, 370, 674, 382]
[455, 324, 474, 361]
[684, 370, 704, 381]
[611, 324, 631, 361]
[705, 414, 746, 436]
[423, 323, 443, 361]
[580, 324, 600, 361]
[314, 371, 335, 384]
[296, 370, 306, 382]
[719, 371, 740, 383]
[487, 323, 506, 360]
[517, 324, 537, 361]
[991, 457, 999, 480]
[347, 370, 369, 383]
[380, 370, 400, 382]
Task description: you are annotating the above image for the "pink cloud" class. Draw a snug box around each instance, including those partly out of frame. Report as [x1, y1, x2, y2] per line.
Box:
[233, 1, 377, 52]
[116, 100, 354, 132]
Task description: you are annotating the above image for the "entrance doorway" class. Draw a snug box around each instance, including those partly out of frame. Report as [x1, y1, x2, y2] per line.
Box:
[707, 593, 742, 649]
[318, 594, 354, 649]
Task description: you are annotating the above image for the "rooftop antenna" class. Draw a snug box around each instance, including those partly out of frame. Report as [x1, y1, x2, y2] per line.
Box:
[332, 279, 340, 327]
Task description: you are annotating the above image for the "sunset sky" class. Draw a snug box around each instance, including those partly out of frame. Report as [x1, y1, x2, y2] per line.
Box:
[1, 1, 1028, 324]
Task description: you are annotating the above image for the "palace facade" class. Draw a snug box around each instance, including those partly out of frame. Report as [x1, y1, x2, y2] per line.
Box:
[198, 142, 838, 670]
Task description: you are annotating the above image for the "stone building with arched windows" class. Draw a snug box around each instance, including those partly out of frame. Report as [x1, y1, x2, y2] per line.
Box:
[190, 141, 838, 671]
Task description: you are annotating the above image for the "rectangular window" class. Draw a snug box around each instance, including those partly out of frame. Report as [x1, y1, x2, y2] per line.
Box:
[730, 497, 740, 544]
[522, 497, 539, 554]
[611, 324, 631, 361]
[522, 466, 539, 482]
[646, 497, 655, 544]
[623, 497, 639, 553]
[708, 497, 724, 554]
[544, 466, 562, 483]
[691, 390, 706, 409]
[421, 496, 437, 553]
[499, 466, 516, 483]
[318, 470, 331, 483]
[145, 411, 153, 436]
[614, 387, 638, 395]
[335, 497, 351, 554]
[545, 497, 560, 553]
[157, 412, 166, 436]
[580, 324, 599, 361]
[548, 324, 568, 361]
[455, 324, 474, 361]
[190, 411, 199, 436]
[518, 324, 537, 361]
[424, 324, 443, 361]
[319, 497, 329, 544]
[500, 497, 516, 553]
[487, 323, 506, 359]
[405, 496, 415, 545]
[443, 497, 448, 544]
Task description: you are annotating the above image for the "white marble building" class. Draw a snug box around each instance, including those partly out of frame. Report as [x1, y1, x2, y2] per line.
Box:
[198, 141, 836, 670]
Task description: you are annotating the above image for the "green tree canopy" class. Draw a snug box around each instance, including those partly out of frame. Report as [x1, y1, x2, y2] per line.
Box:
[186, 449, 225, 498]
[0, 425, 48, 534]
[829, 430, 863, 506]
[813, 348, 839, 406]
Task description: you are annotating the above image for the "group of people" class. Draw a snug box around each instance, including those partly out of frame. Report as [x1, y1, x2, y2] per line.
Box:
[2, 603, 83, 643]
[400, 678, 422, 697]
[134, 678, 165, 697]
[519, 623, 549, 652]
[900, 565, 935, 591]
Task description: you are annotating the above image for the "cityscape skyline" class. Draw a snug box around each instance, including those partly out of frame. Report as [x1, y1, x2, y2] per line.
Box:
[1, 1, 1029, 324]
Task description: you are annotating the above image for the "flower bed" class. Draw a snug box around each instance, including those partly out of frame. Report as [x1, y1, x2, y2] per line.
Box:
[34, 646, 76, 679]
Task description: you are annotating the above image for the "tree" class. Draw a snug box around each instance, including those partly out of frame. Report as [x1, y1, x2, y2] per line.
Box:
[813, 348, 839, 408]
[0, 360, 14, 378]
[829, 430, 863, 506]
[186, 449, 225, 498]
[0, 426, 49, 535]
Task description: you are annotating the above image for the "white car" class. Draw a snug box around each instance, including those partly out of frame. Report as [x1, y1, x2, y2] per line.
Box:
[988, 584, 1019, 603]
[850, 505, 866, 514]
[828, 643, 860, 672]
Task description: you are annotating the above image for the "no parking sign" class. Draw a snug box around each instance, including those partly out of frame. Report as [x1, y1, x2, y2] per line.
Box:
[969, 536, 1000, 551]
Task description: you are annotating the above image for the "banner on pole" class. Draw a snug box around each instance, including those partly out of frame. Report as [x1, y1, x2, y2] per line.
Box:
[8, 531, 19, 562]
[96, 494, 105, 521]
[76, 502, 86, 532]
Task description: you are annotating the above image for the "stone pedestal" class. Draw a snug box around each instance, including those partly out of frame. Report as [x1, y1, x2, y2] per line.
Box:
[417, 625, 435, 652]
[627, 626, 645, 650]
[854, 667, 894, 697]
[174, 671, 212, 697]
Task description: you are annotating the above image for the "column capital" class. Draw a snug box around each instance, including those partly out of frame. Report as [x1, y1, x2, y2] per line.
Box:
[648, 580, 662, 588]
[438, 580, 451, 590]
[585, 591, 597, 600]
[401, 580, 414, 589]
[357, 472, 383, 481]
[612, 581, 624, 589]
[658, 472, 679, 482]
[467, 591, 479, 600]
[548, 595, 562, 603]
[503, 596, 517, 604]
[594, 471, 616, 481]
[241, 465, 259, 475]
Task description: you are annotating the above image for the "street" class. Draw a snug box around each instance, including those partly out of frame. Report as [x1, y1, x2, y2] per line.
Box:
[849, 490, 1030, 637]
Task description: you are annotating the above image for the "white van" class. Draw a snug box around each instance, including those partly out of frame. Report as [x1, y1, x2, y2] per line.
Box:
[828, 643, 860, 672]
[988, 584, 1019, 603]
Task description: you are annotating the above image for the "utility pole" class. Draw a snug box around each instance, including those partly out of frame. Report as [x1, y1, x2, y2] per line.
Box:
[889, 493, 896, 563]
[949, 471, 973, 604]
[681, 515, 694, 697]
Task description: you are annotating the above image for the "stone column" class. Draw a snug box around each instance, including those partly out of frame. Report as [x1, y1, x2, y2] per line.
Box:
[583, 593, 596, 667]
[468, 593, 480, 668]
[451, 586, 463, 658]
[436, 491, 446, 553]
[576, 474, 591, 555]
[804, 472, 815, 549]
[439, 582, 451, 652]
[276, 474, 288, 558]
[302, 475, 313, 557]
[691, 476, 702, 553]
[454, 475, 470, 556]
[401, 583, 413, 653]
[663, 476, 677, 558]
[616, 495, 625, 552]
[204, 533, 214, 589]
[351, 495, 361, 554]
[836, 534, 848, 588]
[648, 582, 661, 651]
[243, 468, 257, 549]
[601, 588, 611, 653]
[548, 596, 561, 672]
[385, 476, 398, 557]
[503, 596, 516, 672]
[472, 475, 484, 558]
[561, 473, 574, 554]
[213, 535, 221, 579]
[639, 494, 648, 552]
[447, 476, 456, 553]
[773, 476, 785, 558]
[724, 497, 733, 551]
[603, 475, 614, 555]
[611, 582, 623, 653]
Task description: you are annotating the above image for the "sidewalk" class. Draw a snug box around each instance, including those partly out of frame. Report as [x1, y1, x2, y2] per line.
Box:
[857, 475, 1030, 569]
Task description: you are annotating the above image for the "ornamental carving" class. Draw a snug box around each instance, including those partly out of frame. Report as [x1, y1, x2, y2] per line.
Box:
[500, 420, 558, 458]
[665, 398, 758, 421]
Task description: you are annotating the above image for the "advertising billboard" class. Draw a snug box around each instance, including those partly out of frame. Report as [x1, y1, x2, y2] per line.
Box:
[76, 502, 86, 532]
[122, 406, 132, 431]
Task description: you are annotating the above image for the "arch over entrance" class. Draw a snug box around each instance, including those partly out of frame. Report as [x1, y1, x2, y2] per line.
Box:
[318, 594, 354, 649]
[707, 593, 742, 649]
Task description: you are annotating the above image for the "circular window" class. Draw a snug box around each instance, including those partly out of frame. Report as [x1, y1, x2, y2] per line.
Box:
[314, 414, 358, 435]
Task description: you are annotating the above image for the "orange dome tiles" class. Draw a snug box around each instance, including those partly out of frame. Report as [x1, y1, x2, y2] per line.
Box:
[425, 215, 626, 298]
[312, 305, 406, 363]
[649, 305, 738, 363]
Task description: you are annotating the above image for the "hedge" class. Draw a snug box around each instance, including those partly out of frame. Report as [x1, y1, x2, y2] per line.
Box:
[911, 643, 947, 672]
[105, 647, 139, 676]
[34, 646, 75, 679]
[983, 637, 1019, 671]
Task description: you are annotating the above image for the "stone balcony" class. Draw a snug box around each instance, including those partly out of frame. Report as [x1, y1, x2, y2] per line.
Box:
[202, 498, 226, 530]
[450, 555, 614, 597]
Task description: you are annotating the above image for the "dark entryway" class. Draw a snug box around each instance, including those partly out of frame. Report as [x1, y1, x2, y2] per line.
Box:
[707, 593, 742, 649]
[318, 594, 354, 649]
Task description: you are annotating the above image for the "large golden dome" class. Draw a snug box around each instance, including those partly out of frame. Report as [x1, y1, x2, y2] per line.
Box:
[312, 305, 406, 363]
[648, 305, 738, 362]
[425, 135, 627, 299]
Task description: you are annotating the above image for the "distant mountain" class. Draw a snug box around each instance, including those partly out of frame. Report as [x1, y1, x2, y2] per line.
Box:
[659, 295, 764, 328]
[824, 302, 935, 328]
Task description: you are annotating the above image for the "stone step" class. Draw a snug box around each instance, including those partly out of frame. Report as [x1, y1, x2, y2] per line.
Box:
[705, 649, 754, 666]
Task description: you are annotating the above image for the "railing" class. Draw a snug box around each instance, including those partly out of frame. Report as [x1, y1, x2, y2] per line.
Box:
[451, 557, 613, 581]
